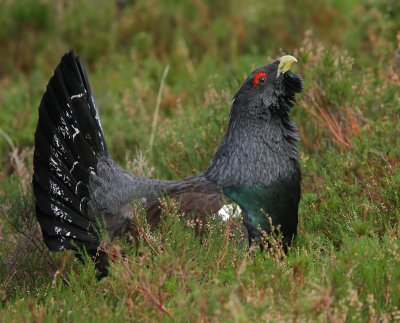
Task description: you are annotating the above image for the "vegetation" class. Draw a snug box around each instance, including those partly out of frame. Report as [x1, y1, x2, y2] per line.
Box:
[1, 0, 399, 321]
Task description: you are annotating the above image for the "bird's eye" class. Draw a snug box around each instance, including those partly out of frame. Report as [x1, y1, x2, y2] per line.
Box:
[253, 72, 268, 87]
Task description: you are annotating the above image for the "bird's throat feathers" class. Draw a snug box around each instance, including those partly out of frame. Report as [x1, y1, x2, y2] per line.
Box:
[205, 108, 299, 187]
[205, 72, 302, 188]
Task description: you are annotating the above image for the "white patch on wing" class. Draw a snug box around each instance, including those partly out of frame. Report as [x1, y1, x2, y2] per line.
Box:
[218, 204, 242, 221]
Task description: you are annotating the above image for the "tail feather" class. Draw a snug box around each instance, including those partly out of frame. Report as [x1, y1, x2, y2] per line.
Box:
[39, 215, 99, 252]
[33, 50, 107, 254]
[34, 184, 90, 230]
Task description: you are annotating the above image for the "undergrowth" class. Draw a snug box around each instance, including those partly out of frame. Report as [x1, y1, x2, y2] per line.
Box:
[1, 0, 400, 321]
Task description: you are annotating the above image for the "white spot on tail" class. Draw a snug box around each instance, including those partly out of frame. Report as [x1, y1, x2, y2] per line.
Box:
[71, 93, 85, 100]
[50, 181, 63, 197]
[70, 161, 78, 173]
[71, 124, 80, 140]
[75, 181, 83, 194]
[58, 117, 70, 138]
[79, 197, 88, 214]
[49, 181, 71, 203]
[51, 204, 72, 223]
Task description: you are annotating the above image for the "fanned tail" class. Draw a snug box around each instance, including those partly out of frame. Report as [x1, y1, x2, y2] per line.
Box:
[33, 50, 107, 256]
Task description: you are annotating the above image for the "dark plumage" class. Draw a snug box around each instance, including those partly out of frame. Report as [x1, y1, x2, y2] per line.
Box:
[32, 51, 303, 273]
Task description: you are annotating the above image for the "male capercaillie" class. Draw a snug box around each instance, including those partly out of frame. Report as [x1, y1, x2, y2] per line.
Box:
[32, 52, 303, 273]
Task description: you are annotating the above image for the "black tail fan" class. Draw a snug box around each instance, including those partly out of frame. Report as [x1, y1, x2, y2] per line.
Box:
[33, 51, 108, 259]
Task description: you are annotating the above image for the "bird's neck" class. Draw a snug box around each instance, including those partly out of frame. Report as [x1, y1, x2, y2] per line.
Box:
[205, 108, 299, 188]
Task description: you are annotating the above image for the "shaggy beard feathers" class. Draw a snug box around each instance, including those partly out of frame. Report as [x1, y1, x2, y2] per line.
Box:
[279, 72, 303, 146]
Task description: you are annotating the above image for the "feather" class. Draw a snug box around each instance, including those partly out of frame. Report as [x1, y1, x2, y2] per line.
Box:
[33, 51, 107, 255]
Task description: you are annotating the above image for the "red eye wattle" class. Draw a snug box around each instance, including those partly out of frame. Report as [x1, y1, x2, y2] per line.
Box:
[253, 72, 268, 87]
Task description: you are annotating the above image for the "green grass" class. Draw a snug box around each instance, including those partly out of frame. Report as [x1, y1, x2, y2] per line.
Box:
[1, 0, 400, 321]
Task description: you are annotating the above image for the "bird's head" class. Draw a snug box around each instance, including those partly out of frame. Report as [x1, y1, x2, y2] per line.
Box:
[232, 55, 303, 117]
[206, 56, 303, 186]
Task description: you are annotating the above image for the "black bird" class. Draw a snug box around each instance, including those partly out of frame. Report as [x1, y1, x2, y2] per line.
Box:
[32, 51, 303, 270]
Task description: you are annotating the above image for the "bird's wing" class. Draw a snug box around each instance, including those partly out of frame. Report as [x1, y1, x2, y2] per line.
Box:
[144, 175, 223, 226]
[143, 175, 249, 244]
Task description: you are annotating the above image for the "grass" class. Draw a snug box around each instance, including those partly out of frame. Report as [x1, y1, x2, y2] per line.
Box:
[1, 0, 400, 321]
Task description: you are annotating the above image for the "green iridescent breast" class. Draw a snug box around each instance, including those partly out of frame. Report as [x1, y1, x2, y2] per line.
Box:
[223, 179, 300, 244]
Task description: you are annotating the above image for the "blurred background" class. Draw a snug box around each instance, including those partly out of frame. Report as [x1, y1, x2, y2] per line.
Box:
[0, 0, 399, 199]
[1, 0, 399, 73]
[0, 0, 399, 175]
[1, 1, 400, 318]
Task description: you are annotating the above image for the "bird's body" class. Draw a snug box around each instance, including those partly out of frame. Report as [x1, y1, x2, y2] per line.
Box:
[32, 52, 303, 271]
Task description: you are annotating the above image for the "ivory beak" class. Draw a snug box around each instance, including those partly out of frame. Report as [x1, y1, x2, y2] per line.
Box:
[277, 55, 298, 77]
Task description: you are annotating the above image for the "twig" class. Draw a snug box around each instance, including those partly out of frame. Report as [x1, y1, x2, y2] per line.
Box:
[137, 281, 172, 318]
[0, 127, 16, 151]
[236, 245, 257, 279]
[216, 218, 232, 270]
[133, 213, 160, 256]
[149, 65, 170, 149]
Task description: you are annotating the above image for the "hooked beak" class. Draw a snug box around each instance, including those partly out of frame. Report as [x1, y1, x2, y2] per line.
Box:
[277, 55, 298, 77]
